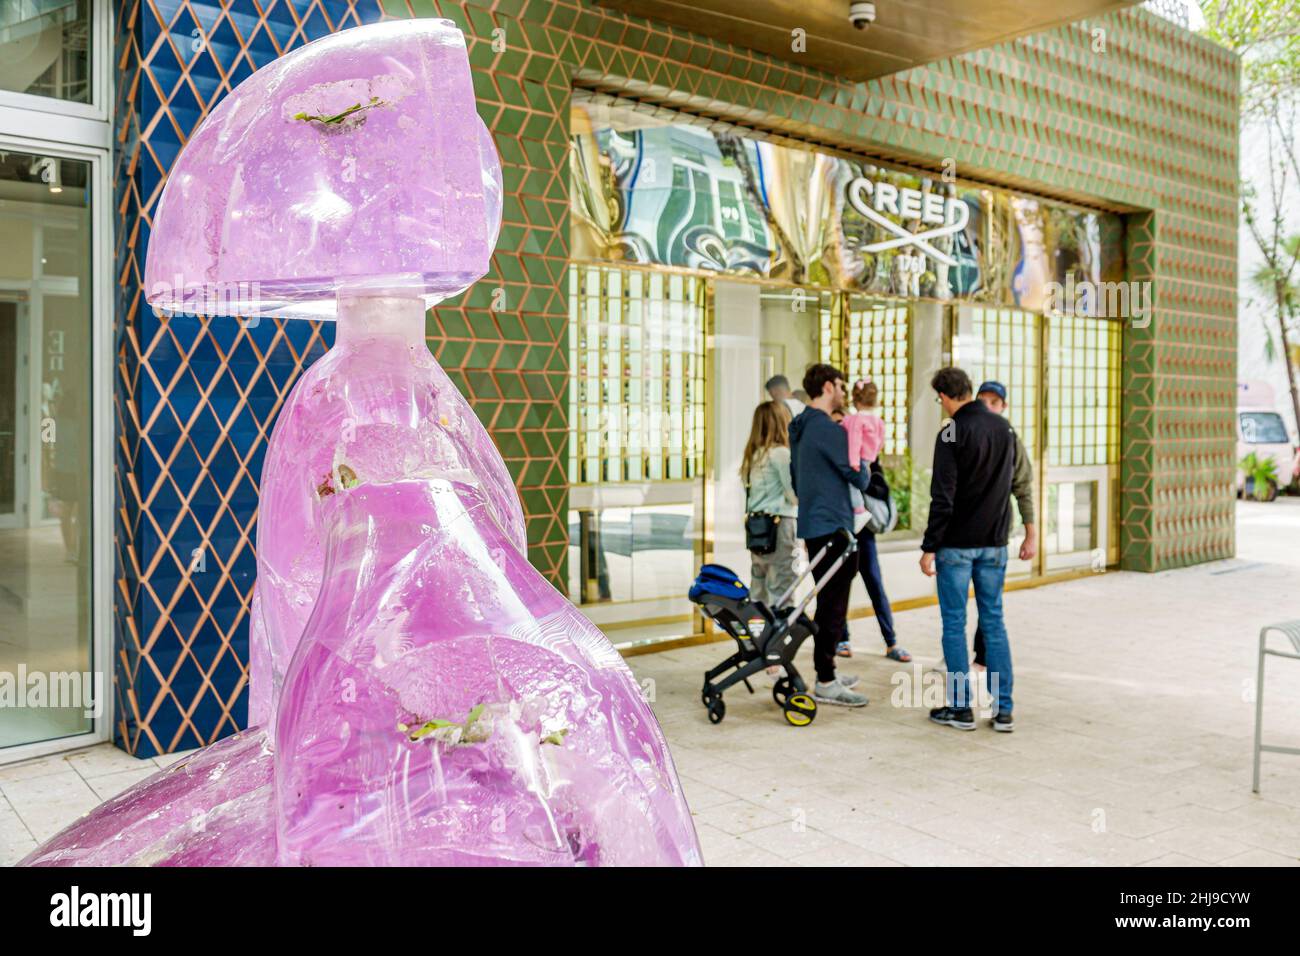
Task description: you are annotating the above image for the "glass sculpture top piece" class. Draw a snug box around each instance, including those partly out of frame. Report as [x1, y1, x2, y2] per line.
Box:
[144, 19, 501, 320]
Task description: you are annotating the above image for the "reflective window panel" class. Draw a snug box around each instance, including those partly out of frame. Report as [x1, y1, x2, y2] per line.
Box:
[0, 148, 94, 751]
[0, 1, 93, 104]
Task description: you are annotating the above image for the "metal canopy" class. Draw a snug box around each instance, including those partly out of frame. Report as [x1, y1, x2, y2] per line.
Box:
[594, 0, 1140, 81]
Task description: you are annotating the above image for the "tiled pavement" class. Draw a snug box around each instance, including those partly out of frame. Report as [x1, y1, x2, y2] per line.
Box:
[4, 500, 1299, 866]
[1, 747, 198, 865]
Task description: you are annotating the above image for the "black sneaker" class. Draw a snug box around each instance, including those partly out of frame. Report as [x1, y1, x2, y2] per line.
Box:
[990, 712, 1014, 733]
[929, 706, 975, 731]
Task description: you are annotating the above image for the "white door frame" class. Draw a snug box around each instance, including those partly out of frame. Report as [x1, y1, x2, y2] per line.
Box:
[0, 133, 114, 764]
[0, 293, 31, 531]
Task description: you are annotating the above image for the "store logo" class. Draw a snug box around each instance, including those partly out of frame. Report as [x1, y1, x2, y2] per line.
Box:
[846, 177, 970, 267]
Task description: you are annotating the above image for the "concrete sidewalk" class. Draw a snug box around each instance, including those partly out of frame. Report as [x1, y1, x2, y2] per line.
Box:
[633, 498, 1300, 866]
[4, 500, 1299, 866]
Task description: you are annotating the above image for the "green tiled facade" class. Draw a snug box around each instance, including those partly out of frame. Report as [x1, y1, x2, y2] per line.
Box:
[111, 0, 1234, 753]
[378, 0, 1236, 574]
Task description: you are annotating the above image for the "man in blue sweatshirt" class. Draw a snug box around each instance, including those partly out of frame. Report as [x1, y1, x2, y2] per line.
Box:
[789, 363, 872, 707]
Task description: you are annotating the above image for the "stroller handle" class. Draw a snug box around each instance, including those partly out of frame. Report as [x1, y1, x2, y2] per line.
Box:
[772, 526, 857, 611]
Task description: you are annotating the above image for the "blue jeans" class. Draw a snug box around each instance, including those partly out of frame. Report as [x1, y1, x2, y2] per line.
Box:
[855, 527, 896, 645]
[935, 546, 1013, 715]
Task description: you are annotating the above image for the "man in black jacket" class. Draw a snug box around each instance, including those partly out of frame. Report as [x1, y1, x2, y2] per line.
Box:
[919, 367, 1017, 732]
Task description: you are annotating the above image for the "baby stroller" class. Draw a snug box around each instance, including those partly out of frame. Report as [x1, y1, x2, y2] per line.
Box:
[688, 529, 857, 727]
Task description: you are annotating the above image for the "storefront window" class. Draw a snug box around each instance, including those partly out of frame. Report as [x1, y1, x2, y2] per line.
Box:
[1043, 313, 1122, 567]
[1045, 480, 1097, 556]
[1047, 314, 1122, 467]
[568, 93, 1132, 625]
[843, 295, 914, 530]
[0, 1, 92, 105]
[0, 149, 94, 751]
[567, 264, 706, 608]
[954, 305, 1041, 470]
[568, 264, 705, 484]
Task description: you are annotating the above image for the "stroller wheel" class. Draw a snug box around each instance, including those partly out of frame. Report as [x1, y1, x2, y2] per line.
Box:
[706, 696, 726, 724]
[782, 693, 816, 727]
[771, 677, 793, 708]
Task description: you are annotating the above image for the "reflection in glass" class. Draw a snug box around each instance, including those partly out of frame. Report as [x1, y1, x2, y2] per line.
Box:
[568, 265, 705, 485]
[0, 149, 94, 751]
[567, 265, 706, 612]
[954, 306, 1039, 466]
[1045, 481, 1095, 556]
[0, 1, 92, 104]
[568, 505, 697, 604]
[1238, 411, 1288, 445]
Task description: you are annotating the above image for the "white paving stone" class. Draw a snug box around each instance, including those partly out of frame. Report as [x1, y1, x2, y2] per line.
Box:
[1, 769, 102, 843]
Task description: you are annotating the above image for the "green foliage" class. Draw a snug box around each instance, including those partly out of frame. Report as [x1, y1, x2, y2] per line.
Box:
[293, 97, 384, 126]
[881, 450, 911, 531]
[1239, 451, 1280, 500]
[1204, 1, 1300, 428]
[399, 703, 492, 747]
[1197, 1, 1300, 114]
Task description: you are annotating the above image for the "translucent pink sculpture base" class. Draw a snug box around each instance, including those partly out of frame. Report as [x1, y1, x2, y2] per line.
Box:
[21, 297, 702, 868]
[21, 730, 277, 866]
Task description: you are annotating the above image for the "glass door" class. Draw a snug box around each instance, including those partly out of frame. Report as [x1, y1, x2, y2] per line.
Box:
[1043, 314, 1123, 571]
[952, 305, 1040, 579]
[0, 146, 98, 752]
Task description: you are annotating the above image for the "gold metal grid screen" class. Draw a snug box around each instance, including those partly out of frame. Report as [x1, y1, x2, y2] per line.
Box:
[1047, 314, 1122, 467]
[956, 306, 1040, 465]
[844, 296, 910, 458]
[818, 293, 841, 368]
[568, 264, 706, 484]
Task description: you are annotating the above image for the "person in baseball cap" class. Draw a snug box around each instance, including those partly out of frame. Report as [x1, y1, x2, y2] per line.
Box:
[972, 381, 1036, 676]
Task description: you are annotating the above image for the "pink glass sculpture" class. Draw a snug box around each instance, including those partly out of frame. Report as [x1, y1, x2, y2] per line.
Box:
[22, 19, 701, 867]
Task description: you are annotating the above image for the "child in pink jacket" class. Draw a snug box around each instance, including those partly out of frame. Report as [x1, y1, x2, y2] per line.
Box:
[838, 379, 909, 662]
[842, 380, 885, 526]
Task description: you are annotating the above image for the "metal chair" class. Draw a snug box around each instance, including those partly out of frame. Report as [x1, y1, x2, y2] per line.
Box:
[1253, 620, 1300, 793]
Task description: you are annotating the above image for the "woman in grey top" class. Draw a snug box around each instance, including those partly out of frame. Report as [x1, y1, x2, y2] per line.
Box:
[740, 400, 800, 608]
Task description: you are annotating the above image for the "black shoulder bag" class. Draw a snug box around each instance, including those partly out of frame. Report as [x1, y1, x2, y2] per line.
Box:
[743, 470, 780, 555]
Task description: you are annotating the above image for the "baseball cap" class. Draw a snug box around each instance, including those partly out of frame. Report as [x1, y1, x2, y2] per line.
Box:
[977, 381, 1007, 401]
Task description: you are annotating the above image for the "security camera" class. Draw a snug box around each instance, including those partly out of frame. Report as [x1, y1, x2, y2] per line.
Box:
[849, 1, 877, 30]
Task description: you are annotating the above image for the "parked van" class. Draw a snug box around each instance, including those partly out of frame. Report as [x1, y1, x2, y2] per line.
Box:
[1237, 380, 1298, 500]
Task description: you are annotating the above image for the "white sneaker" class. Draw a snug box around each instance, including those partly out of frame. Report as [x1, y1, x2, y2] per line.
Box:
[813, 679, 868, 707]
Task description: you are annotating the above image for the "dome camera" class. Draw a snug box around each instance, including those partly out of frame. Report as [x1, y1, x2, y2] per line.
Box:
[849, 1, 877, 30]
